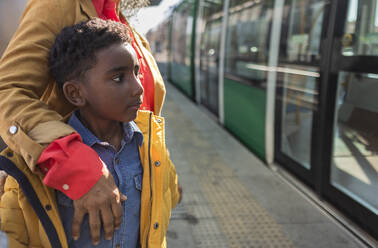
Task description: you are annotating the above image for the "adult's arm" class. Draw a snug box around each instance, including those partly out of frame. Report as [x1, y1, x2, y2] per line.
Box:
[0, 0, 123, 242]
[0, 0, 75, 169]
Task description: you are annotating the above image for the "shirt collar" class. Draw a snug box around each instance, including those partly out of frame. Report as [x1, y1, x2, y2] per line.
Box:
[123, 121, 144, 147]
[68, 111, 143, 148]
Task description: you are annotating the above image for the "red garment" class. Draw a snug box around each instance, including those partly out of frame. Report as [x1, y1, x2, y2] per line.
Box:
[38, 133, 103, 200]
[38, 0, 155, 199]
[127, 27, 155, 112]
[91, 0, 119, 21]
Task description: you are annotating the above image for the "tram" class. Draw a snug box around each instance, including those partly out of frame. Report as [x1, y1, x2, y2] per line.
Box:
[146, 0, 378, 242]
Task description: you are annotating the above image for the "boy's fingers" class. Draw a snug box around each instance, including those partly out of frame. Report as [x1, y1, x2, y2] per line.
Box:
[88, 209, 101, 246]
[71, 207, 85, 240]
[100, 207, 114, 240]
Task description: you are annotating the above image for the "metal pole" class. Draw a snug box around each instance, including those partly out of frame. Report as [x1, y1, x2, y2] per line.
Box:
[265, 0, 285, 164]
[218, 0, 231, 124]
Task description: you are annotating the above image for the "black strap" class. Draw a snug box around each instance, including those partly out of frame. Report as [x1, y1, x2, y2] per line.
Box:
[0, 155, 62, 248]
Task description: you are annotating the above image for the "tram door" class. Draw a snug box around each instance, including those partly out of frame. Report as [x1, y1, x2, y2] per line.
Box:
[322, 0, 378, 238]
[198, 0, 224, 116]
[275, 0, 378, 238]
[275, 0, 329, 186]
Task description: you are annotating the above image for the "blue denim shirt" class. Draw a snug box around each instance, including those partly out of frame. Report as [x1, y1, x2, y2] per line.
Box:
[57, 112, 143, 248]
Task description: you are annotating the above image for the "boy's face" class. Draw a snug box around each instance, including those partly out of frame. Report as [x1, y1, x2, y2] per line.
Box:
[75, 42, 143, 123]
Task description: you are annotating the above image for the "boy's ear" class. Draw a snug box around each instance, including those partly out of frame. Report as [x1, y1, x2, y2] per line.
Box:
[62, 81, 86, 107]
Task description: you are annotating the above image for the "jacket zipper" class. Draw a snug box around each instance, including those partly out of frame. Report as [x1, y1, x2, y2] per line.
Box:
[145, 112, 153, 248]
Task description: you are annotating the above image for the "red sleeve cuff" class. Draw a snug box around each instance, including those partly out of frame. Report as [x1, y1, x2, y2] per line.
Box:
[38, 133, 103, 200]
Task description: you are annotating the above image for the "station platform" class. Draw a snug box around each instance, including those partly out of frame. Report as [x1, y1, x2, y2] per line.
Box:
[163, 82, 367, 248]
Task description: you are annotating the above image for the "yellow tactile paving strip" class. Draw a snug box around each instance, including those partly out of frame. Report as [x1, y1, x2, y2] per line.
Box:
[164, 94, 294, 247]
[196, 160, 294, 248]
[168, 118, 294, 247]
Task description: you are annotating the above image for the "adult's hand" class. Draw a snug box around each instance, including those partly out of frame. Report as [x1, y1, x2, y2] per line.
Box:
[72, 165, 126, 245]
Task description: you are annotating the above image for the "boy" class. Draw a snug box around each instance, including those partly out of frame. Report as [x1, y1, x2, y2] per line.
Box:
[0, 18, 180, 248]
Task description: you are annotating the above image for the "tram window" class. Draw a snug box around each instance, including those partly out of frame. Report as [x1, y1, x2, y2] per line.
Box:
[331, 71, 378, 214]
[342, 0, 378, 56]
[279, 0, 327, 64]
[224, 0, 273, 85]
[171, 4, 194, 67]
[277, 0, 327, 169]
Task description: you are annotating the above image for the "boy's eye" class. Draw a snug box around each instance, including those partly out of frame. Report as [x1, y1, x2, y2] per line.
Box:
[112, 73, 124, 83]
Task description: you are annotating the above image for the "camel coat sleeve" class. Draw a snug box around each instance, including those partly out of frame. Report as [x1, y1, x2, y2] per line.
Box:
[0, 0, 84, 172]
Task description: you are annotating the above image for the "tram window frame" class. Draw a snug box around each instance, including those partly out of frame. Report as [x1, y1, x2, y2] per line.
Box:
[171, 2, 195, 68]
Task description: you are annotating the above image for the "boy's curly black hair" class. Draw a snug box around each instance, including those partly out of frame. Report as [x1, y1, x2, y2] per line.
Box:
[49, 18, 131, 88]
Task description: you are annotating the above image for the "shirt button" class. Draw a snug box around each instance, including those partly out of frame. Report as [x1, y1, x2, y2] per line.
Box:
[157, 119, 162, 123]
[115, 158, 120, 164]
[62, 184, 69, 190]
[116, 244, 120, 248]
[154, 161, 160, 167]
[44, 168, 49, 172]
[9, 125, 18, 134]
[153, 222, 159, 229]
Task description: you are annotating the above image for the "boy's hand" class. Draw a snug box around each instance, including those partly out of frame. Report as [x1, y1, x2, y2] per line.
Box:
[71, 165, 127, 245]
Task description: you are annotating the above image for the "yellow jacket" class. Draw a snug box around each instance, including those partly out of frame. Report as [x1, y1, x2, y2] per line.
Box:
[0, 0, 166, 173]
[0, 111, 180, 248]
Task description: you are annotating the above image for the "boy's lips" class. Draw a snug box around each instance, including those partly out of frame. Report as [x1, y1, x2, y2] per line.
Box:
[129, 100, 142, 109]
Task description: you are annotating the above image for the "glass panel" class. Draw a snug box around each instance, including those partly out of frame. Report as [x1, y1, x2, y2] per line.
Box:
[280, 0, 327, 64]
[331, 72, 378, 214]
[146, 19, 170, 76]
[171, 4, 194, 67]
[170, 1, 195, 96]
[224, 0, 273, 85]
[278, 0, 327, 169]
[278, 66, 319, 169]
[199, 0, 223, 115]
[342, 0, 378, 56]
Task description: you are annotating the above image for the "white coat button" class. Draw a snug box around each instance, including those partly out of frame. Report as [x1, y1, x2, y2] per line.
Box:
[154, 161, 160, 167]
[62, 184, 69, 190]
[9, 125, 18, 134]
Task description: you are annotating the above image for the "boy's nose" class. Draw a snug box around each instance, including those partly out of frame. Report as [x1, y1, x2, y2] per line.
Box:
[132, 77, 144, 97]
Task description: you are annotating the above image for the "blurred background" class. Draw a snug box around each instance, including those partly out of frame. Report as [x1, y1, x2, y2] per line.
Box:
[1, 0, 377, 247]
[143, 0, 378, 245]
